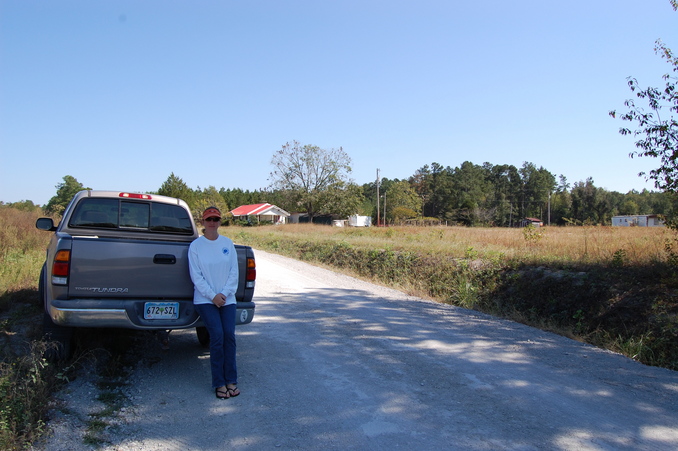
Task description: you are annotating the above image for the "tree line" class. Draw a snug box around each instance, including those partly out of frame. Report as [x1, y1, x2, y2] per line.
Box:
[6, 164, 674, 228]
[366, 162, 675, 226]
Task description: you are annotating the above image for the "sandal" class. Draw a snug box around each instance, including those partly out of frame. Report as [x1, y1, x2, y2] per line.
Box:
[215, 387, 230, 399]
[226, 384, 240, 398]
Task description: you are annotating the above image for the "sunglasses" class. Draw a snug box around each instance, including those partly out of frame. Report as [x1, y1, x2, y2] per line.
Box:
[205, 217, 221, 222]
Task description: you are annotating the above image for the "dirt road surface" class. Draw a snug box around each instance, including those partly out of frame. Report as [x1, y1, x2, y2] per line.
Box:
[36, 250, 678, 450]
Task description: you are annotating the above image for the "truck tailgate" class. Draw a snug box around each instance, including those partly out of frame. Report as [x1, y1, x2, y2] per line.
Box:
[69, 236, 194, 299]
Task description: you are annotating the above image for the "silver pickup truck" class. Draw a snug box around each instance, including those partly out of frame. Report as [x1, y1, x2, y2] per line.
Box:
[36, 190, 256, 357]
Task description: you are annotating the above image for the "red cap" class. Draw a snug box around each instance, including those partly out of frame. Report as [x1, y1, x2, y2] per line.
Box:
[202, 207, 221, 220]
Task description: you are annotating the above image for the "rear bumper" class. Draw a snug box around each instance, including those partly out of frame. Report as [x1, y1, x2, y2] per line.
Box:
[47, 299, 255, 329]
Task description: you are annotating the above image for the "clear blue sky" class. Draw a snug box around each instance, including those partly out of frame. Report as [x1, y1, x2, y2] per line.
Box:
[1, 0, 677, 206]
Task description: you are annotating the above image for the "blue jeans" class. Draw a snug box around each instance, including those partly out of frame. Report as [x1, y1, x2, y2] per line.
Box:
[195, 303, 237, 388]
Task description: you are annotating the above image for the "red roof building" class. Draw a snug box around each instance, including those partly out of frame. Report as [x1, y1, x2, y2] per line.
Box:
[521, 217, 544, 227]
[230, 203, 290, 225]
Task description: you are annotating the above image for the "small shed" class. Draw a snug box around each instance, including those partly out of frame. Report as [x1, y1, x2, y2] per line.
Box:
[612, 215, 664, 227]
[230, 203, 290, 225]
[348, 215, 372, 227]
[521, 217, 543, 227]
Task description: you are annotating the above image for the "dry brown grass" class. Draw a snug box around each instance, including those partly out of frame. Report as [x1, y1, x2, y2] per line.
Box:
[234, 223, 670, 266]
[0, 207, 51, 305]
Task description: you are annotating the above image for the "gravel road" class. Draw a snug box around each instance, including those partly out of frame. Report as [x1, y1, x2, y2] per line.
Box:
[35, 249, 678, 450]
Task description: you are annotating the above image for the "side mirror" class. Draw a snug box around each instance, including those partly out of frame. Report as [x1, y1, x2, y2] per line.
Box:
[36, 217, 57, 231]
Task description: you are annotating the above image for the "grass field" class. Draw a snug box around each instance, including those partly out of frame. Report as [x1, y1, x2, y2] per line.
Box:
[229, 223, 671, 265]
[0, 208, 49, 301]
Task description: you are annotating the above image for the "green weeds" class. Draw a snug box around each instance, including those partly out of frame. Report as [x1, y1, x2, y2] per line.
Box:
[0, 342, 55, 450]
[0, 207, 52, 448]
[611, 249, 628, 267]
[522, 224, 544, 244]
[0, 206, 127, 450]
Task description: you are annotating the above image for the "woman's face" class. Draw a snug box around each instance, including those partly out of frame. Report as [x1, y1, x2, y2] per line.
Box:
[202, 216, 221, 230]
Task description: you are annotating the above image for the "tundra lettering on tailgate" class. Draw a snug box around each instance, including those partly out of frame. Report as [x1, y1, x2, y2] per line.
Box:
[74, 287, 129, 293]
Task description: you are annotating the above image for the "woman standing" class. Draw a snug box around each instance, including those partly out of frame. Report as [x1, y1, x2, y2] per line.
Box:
[188, 206, 240, 399]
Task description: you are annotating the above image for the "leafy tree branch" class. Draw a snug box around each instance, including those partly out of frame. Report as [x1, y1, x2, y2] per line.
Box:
[610, 1, 678, 193]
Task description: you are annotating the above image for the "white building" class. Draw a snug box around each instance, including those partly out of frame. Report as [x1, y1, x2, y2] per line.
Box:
[348, 215, 372, 227]
[611, 215, 664, 227]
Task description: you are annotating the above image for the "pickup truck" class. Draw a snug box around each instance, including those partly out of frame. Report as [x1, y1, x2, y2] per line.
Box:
[36, 190, 256, 357]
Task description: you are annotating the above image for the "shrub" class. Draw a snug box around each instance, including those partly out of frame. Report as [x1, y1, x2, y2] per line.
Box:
[0, 342, 56, 450]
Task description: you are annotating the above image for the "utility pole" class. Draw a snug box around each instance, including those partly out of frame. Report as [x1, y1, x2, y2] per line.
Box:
[383, 191, 386, 226]
[376, 169, 380, 227]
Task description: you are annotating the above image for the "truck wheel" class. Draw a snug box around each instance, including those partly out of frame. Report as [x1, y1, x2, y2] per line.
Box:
[196, 326, 210, 348]
[40, 265, 74, 361]
[42, 312, 74, 361]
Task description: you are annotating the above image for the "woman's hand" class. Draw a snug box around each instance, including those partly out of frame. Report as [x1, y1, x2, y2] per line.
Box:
[212, 293, 226, 307]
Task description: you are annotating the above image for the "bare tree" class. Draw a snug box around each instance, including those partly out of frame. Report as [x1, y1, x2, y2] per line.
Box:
[269, 141, 355, 219]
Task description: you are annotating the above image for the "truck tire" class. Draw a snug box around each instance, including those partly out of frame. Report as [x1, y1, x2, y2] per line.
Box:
[40, 266, 74, 361]
[43, 312, 74, 361]
[196, 326, 210, 348]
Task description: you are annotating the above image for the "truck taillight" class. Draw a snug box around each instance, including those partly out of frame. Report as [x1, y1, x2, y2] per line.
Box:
[246, 257, 256, 282]
[52, 250, 71, 285]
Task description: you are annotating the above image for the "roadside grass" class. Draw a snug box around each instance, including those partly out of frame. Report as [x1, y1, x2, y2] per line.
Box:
[0, 341, 53, 450]
[0, 206, 137, 449]
[0, 207, 54, 449]
[0, 208, 49, 313]
[225, 223, 678, 371]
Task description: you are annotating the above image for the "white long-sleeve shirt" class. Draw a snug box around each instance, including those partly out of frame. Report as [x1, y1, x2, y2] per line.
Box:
[188, 235, 239, 306]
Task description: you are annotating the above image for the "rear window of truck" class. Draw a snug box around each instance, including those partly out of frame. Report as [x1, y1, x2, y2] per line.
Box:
[69, 198, 194, 235]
